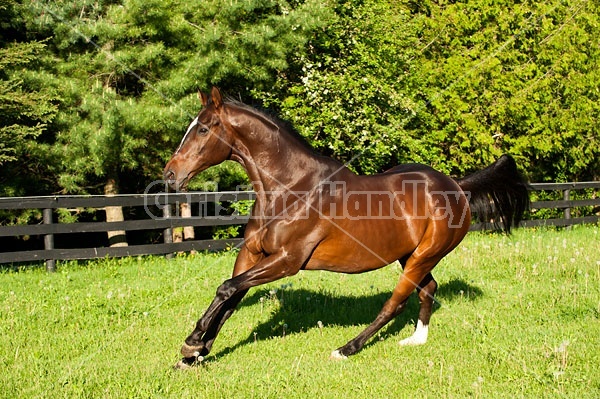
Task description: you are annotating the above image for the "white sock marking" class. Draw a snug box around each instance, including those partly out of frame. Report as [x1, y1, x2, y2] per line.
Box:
[399, 319, 429, 346]
[330, 350, 348, 360]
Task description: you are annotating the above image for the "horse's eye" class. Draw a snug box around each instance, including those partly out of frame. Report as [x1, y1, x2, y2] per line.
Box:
[198, 127, 209, 135]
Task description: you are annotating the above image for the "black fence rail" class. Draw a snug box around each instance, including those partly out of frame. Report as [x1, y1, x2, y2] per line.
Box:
[525, 182, 600, 227]
[0, 192, 255, 271]
[470, 182, 600, 230]
[1, 182, 599, 270]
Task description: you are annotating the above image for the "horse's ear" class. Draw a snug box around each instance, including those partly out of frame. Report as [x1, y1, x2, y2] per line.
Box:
[198, 90, 209, 107]
[211, 87, 223, 109]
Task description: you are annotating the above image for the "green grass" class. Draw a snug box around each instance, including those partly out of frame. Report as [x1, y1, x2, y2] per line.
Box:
[1, 225, 599, 398]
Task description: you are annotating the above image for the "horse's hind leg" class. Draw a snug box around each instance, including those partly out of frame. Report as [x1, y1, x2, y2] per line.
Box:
[330, 257, 438, 359]
[330, 295, 409, 360]
[399, 273, 437, 346]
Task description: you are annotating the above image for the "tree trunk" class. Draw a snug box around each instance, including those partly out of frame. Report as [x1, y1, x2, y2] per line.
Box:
[181, 202, 195, 241]
[173, 227, 183, 243]
[104, 177, 128, 247]
[174, 202, 195, 254]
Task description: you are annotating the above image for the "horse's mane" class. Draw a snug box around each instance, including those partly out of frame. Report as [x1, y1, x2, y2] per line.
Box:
[223, 97, 322, 156]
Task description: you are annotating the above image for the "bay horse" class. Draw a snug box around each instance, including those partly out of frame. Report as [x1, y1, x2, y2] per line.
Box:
[164, 87, 529, 367]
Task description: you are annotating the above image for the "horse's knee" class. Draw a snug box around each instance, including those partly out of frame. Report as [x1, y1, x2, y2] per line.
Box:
[216, 279, 237, 301]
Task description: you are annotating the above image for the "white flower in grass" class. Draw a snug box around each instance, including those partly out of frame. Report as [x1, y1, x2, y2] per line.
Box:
[472, 376, 484, 388]
[553, 370, 565, 379]
[555, 340, 570, 353]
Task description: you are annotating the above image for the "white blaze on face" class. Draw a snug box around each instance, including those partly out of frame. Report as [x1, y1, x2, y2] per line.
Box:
[175, 116, 199, 154]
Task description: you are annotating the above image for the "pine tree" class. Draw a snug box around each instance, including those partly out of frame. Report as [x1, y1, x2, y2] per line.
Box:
[0, 42, 56, 165]
[4, 0, 330, 241]
[0, 0, 59, 197]
[19, 0, 332, 195]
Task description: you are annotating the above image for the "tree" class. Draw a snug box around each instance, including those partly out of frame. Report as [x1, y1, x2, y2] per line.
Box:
[263, 0, 600, 182]
[1, 0, 330, 243]
[260, 0, 427, 174]
[0, 42, 57, 165]
[411, 0, 600, 181]
[18, 0, 332, 194]
[0, 0, 60, 200]
[3, 0, 599, 210]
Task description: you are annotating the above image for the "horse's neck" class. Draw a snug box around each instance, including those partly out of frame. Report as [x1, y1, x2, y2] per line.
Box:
[231, 112, 343, 194]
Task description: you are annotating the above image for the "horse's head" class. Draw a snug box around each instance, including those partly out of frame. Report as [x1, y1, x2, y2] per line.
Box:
[163, 87, 234, 191]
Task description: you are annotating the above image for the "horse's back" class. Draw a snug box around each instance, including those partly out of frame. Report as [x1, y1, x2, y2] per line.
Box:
[378, 162, 463, 196]
[383, 163, 437, 175]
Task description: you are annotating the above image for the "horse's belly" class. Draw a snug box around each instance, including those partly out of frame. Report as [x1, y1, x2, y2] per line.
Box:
[305, 227, 417, 273]
[304, 256, 386, 273]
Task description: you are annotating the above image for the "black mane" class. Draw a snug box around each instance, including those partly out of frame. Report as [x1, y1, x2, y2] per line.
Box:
[223, 97, 322, 156]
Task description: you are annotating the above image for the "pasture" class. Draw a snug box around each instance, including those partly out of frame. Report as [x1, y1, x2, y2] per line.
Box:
[1, 225, 599, 398]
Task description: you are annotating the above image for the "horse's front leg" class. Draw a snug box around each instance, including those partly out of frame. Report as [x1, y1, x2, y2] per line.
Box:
[179, 249, 302, 363]
[180, 290, 248, 361]
[192, 247, 265, 357]
[194, 289, 249, 356]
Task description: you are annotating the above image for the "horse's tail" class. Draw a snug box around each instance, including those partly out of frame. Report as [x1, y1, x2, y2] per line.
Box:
[456, 154, 530, 233]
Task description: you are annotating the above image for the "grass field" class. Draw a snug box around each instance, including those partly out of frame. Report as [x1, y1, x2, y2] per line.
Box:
[1, 225, 599, 398]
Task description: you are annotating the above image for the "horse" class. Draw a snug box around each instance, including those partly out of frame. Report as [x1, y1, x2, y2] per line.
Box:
[164, 87, 530, 368]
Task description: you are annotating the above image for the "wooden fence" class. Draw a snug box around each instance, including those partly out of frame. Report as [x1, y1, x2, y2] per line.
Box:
[1, 182, 599, 271]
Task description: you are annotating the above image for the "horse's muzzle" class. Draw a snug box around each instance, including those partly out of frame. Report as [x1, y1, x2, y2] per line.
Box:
[163, 168, 179, 191]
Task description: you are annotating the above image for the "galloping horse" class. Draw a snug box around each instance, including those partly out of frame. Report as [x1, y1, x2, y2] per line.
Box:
[164, 87, 529, 367]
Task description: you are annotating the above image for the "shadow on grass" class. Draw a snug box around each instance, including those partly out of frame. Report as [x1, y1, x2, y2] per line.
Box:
[437, 278, 484, 302]
[208, 278, 483, 360]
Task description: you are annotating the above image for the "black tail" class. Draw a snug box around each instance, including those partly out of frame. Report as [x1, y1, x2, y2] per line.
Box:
[456, 154, 530, 233]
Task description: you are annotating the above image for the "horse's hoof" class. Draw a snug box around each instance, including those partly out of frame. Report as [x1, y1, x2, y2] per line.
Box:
[398, 336, 427, 346]
[173, 359, 193, 370]
[329, 350, 348, 361]
[173, 356, 204, 370]
[181, 342, 204, 358]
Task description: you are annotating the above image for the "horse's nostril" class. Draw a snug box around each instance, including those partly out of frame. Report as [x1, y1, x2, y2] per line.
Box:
[164, 169, 175, 182]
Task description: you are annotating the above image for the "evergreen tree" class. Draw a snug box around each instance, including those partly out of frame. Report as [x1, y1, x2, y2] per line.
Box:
[20, 0, 331, 194]
[0, 42, 56, 165]
[411, 0, 600, 181]
[265, 0, 600, 181]
[3, 0, 599, 206]
[0, 0, 59, 197]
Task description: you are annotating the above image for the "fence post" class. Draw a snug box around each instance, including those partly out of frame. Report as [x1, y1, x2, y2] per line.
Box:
[43, 208, 56, 272]
[162, 201, 174, 259]
[563, 188, 571, 229]
[563, 189, 571, 219]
